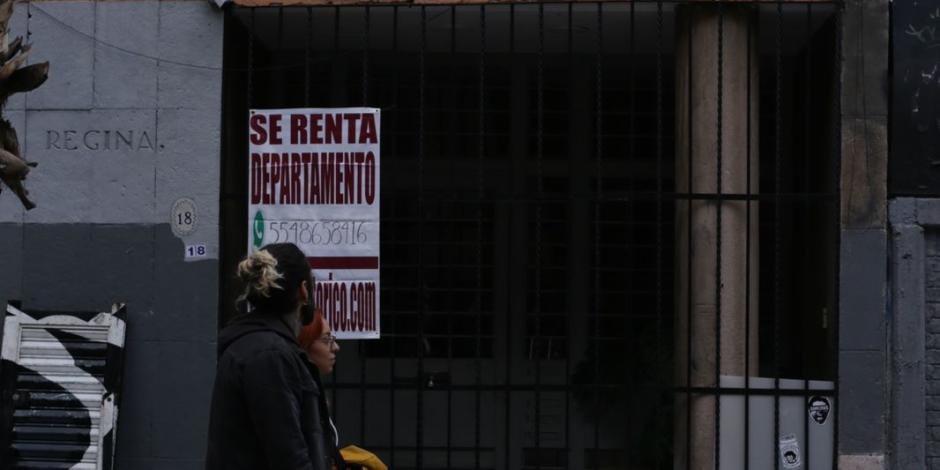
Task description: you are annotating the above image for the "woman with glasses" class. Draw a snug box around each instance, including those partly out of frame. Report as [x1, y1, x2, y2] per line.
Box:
[298, 307, 343, 464]
[299, 289, 389, 470]
[299, 309, 340, 374]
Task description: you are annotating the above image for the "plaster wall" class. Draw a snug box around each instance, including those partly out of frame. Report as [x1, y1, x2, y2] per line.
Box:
[0, 2, 223, 467]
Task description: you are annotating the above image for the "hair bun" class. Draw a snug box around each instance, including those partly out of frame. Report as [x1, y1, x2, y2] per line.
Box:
[237, 250, 284, 300]
[233, 243, 310, 315]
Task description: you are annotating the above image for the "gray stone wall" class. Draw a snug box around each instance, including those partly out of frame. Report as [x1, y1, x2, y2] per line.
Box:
[926, 231, 940, 469]
[841, 0, 890, 467]
[0, 1, 223, 468]
[888, 198, 939, 470]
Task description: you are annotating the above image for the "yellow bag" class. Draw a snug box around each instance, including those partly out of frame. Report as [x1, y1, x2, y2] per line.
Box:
[340, 445, 388, 470]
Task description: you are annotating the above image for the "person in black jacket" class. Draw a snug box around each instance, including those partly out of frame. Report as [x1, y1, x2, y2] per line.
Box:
[205, 243, 343, 470]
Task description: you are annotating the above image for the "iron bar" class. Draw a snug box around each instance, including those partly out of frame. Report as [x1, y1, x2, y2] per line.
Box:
[360, 5, 370, 447]
[305, 8, 311, 105]
[324, 382, 837, 396]
[447, 8, 457, 470]
[565, 4, 573, 468]
[744, 6, 752, 470]
[389, 8, 400, 467]
[475, 5, 486, 470]
[593, 3, 604, 469]
[363, 6, 370, 105]
[534, 5, 545, 470]
[715, 5, 724, 470]
[804, 5, 813, 469]
[630, 1, 642, 467]
[685, 8, 694, 469]
[417, 8, 428, 468]
[329, 1, 339, 421]
[334, 6, 340, 51]
[774, 4, 784, 470]
[653, 0, 663, 398]
[248, 9, 254, 109]
[504, 9, 515, 467]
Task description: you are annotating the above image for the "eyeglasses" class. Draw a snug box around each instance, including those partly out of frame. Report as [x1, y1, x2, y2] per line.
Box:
[318, 333, 337, 346]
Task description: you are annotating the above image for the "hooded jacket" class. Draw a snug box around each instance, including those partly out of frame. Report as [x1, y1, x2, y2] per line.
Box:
[205, 312, 338, 470]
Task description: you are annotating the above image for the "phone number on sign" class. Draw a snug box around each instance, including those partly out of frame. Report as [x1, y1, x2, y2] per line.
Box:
[266, 220, 370, 246]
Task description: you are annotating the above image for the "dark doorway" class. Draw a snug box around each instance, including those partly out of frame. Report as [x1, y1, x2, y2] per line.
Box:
[220, 4, 841, 469]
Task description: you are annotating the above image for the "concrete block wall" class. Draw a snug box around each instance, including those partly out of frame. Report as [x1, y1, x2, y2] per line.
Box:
[0, 1, 223, 468]
[889, 198, 940, 470]
[926, 232, 940, 469]
[841, 0, 890, 467]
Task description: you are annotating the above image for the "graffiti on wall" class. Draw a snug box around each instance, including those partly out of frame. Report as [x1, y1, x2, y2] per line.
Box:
[0, 303, 126, 469]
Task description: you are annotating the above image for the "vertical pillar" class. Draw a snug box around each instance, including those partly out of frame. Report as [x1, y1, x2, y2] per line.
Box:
[674, 5, 759, 469]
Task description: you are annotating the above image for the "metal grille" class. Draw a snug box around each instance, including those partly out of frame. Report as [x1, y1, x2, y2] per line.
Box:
[0, 304, 127, 470]
[219, 3, 842, 469]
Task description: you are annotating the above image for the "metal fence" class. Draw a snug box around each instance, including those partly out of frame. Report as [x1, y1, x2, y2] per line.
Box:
[219, 2, 842, 469]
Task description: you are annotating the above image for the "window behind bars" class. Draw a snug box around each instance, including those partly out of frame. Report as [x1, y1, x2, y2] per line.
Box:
[219, 3, 841, 469]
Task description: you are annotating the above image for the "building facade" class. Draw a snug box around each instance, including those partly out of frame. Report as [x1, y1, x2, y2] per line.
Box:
[0, 0, 905, 468]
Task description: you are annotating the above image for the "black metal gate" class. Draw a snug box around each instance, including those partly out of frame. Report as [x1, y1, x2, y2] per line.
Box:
[220, 2, 842, 469]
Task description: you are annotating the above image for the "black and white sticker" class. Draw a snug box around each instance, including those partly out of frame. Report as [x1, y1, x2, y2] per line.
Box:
[808, 396, 831, 425]
[779, 434, 802, 469]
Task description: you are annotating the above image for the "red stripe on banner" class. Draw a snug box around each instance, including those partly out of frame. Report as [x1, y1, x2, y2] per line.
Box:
[307, 257, 379, 270]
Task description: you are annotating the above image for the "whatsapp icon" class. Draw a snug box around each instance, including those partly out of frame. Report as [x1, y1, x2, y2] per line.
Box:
[253, 210, 265, 248]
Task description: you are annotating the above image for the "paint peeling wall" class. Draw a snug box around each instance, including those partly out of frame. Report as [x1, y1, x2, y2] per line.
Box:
[0, 1, 223, 467]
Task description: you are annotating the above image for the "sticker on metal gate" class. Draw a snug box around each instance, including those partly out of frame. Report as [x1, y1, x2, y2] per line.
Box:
[808, 396, 830, 425]
[779, 434, 802, 469]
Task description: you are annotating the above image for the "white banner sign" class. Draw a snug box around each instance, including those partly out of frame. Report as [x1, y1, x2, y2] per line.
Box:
[248, 107, 380, 339]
